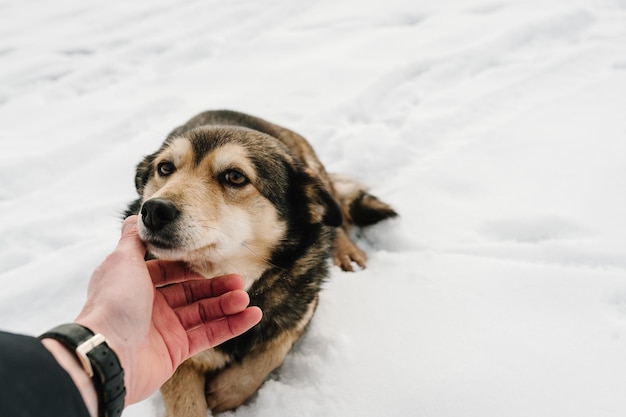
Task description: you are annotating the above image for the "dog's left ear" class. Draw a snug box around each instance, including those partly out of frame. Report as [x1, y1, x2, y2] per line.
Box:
[303, 174, 343, 227]
[134, 153, 156, 194]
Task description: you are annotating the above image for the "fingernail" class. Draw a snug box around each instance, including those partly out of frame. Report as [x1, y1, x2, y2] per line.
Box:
[122, 215, 138, 235]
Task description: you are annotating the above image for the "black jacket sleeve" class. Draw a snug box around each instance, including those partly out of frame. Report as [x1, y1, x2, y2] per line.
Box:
[0, 331, 90, 417]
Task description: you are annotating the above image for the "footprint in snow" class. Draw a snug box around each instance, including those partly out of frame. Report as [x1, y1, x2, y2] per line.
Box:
[480, 215, 586, 243]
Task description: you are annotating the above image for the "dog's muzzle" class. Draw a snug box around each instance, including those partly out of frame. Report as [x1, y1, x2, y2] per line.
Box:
[141, 198, 180, 231]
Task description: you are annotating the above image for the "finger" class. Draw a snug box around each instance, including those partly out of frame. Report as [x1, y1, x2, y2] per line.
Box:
[122, 214, 138, 235]
[187, 307, 263, 355]
[175, 290, 250, 330]
[159, 275, 246, 309]
[114, 215, 146, 257]
[146, 260, 205, 287]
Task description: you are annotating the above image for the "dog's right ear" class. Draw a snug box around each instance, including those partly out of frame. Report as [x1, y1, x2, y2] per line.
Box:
[134, 153, 156, 194]
[316, 186, 343, 227]
[301, 171, 343, 228]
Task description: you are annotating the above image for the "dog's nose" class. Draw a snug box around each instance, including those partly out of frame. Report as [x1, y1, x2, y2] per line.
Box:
[141, 198, 180, 231]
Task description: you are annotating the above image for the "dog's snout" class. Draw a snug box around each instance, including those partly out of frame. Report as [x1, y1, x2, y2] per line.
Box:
[141, 198, 180, 231]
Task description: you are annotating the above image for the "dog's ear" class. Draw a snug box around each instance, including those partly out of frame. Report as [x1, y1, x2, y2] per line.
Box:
[134, 153, 156, 194]
[317, 186, 343, 227]
[303, 173, 343, 227]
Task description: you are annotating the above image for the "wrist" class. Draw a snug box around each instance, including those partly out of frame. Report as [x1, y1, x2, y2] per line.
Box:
[74, 317, 133, 400]
[40, 323, 126, 417]
[41, 338, 99, 417]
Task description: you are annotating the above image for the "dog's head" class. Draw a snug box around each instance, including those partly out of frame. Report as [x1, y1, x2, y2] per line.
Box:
[132, 126, 341, 284]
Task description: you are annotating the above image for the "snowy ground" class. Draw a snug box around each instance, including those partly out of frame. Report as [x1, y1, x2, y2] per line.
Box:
[2, 0, 626, 416]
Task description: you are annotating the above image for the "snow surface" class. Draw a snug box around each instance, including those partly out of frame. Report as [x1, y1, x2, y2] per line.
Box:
[2, 0, 626, 416]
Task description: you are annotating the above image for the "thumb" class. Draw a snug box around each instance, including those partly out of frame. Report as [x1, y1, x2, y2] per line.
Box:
[117, 215, 146, 255]
[122, 215, 139, 235]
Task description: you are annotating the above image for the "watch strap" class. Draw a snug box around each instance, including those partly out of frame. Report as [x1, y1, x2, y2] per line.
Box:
[40, 323, 126, 417]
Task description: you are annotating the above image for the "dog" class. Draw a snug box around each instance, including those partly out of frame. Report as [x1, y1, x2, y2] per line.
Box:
[125, 110, 397, 416]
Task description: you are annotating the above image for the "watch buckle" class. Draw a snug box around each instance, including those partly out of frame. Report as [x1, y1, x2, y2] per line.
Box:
[76, 333, 106, 377]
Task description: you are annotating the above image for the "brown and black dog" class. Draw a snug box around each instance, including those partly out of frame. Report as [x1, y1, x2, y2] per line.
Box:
[125, 110, 396, 416]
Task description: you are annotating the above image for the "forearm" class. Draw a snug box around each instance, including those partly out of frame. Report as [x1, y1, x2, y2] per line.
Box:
[41, 338, 98, 417]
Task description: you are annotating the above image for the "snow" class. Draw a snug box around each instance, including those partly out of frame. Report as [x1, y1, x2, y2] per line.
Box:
[2, 0, 626, 416]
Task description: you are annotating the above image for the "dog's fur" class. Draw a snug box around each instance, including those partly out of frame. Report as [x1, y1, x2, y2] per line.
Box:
[125, 110, 397, 416]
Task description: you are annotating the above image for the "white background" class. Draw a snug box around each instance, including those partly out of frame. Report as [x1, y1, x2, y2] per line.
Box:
[1, 0, 626, 416]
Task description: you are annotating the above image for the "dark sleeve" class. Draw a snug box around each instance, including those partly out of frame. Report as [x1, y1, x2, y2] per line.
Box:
[0, 331, 90, 417]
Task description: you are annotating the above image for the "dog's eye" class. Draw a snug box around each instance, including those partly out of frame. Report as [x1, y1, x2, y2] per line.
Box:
[222, 169, 249, 187]
[157, 161, 176, 177]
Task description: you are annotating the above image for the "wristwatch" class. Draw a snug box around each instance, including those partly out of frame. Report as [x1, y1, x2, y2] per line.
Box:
[40, 323, 126, 417]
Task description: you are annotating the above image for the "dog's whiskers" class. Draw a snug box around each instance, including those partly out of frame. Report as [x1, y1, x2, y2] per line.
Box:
[185, 221, 285, 272]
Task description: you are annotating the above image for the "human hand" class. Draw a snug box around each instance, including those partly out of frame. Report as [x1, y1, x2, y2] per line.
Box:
[74, 215, 262, 406]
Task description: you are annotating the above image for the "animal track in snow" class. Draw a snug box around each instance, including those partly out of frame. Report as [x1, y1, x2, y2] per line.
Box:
[607, 291, 626, 325]
[480, 215, 585, 243]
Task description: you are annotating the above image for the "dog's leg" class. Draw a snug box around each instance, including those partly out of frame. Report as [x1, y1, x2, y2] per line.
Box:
[205, 329, 298, 412]
[161, 362, 208, 417]
[206, 299, 317, 412]
[329, 174, 397, 271]
[334, 227, 368, 272]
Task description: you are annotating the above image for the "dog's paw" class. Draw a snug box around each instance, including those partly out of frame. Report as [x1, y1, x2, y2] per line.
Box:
[206, 368, 256, 413]
[334, 229, 367, 272]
